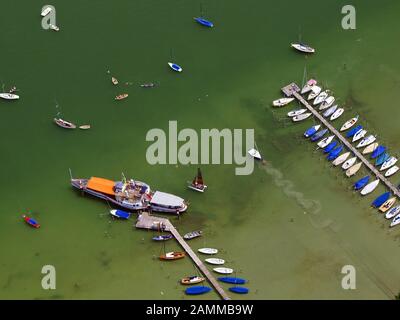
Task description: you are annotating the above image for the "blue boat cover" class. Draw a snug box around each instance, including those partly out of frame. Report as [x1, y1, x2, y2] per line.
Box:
[304, 126, 318, 138]
[185, 286, 212, 295]
[218, 277, 247, 284]
[194, 17, 214, 27]
[327, 145, 343, 161]
[28, 218, 38, 225]
[371, 146, 386, 159]
[115, 210, 130, 219]
[310, 129, 328, 142]
[371, 192, 391, 208]
[375, 153, 390, 166]
[229, 287, 249, 294]
[346, 125, 363, 138]
[323, 141, 337, 153]
[354, 176, 370, 190]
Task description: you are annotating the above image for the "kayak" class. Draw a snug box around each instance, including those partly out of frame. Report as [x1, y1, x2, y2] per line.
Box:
[22, 215, 40, 228]
[194, 17, 214, 28]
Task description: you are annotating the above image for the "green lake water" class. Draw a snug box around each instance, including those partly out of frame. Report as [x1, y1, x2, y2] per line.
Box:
[1, 0, 400, 299]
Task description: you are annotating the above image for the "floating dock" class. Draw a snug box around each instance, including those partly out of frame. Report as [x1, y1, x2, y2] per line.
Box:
[135, 212, 230, 300]
[282, 82, 400, 199]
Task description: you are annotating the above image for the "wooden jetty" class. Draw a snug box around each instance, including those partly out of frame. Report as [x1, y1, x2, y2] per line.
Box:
[282, 82, 400, 199]
[135, 212, 231, 300]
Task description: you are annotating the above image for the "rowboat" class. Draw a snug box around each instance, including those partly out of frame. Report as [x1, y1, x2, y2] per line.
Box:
[181, 276, 205, 285]
[218, 277, 247, 285]
[332, 152, 350, 166]
[115, 93, 128, 100]
[385, 166, 399, 177]
[54, 118, 77, 129]
[22, 215, 40, 228]
[322, 105, 338, 118]
[185, 286, 212, 295]
[248, 148, 262, 160]
[357, 135, 376, 148]
[327, 145, 343, 161]
[352, 129, 367, 142]
[111, 77, 118, 85]
[110, 209, 131, 219]
[381, 157, 397, 171]
[371, 146, 386, 159]
[153, 234, 173, 241]
[194, 17, 214, 28]
[340, 116, 359, 131]
[385, 206, 400, 219]
[362, 143, 378, 155]
[313, 91, 329, 105]
[272, 97, 294, 107]
[188, 168, 207, 192]
[304, 125, 321, 138]
[41, 6, 52, 16]
[183, 230, 202, 240]
[205, 258, 225, 265]
[0, 93, 19, 100]
[291, 43, 315, 53]
[372, 192, 391, 208]
[390, 214, 400, 227]
[346, 162, 362, 177]
[229, 287, 249, 294]
[323, 140, 337, 153]
[198, 248, 218, 255]
[213, 267, 233, 274]
[346, 125, 363, 138]
[375, 153, 390, 167]
[330, 108, 344, 121]
[317, 135, 334, 148]
[307, 86, 322, 100]
[168, 62, 183, 72]
[342, 156, 357, 170]
[319, 96, 335, 110]
[287, 108, 307, 117]
[310, 129, 328, 142]
[354, 176, 370, 190]
[301, 79, 317, 94]
[79, 125, 91, 130]
[292, 112, 312, 122]
[160, 251, 185, 260]
[379, 198, 396, 213]
[360, 179, 380, 195]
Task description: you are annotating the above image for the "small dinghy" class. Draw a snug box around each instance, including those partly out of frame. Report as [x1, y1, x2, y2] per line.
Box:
[184, 230, 203, 240]
[79, 124, 91, 130]
[291, 43, 315, 53]
[354, 176, 370, 190]
[205, 258, 225, 265]
[153, 234, 173, 241]
[194, 17, 214, 27]
[390, 214, 400, 227]
[322, 105, 338, 118]
[229, 287, 249, 294]
[213, 267, 233, 274]
[327, 145, 343, 161]
[115, 93, 128, 100]
[323, 140, 338, 153]
[371, 146, 386, 159]
[385, 205, 400, 219]
[293, 112, 312, 122]
[379, 198, 396, 213]
[111, 77, 118, 85]
[352, 129, 367, 142]
[332, 152, 350, 166]
[160, 251, 185, 260]
[340, 116, 359, 131]
[371, 192, 391, 208]
[272, 97, 294, 107]
[346, 162, 362, 177]
[288, 108, 307, 117]
[346, 125, 363, 138]
[0, 93, 20, 100]
[342, 156, 357, 170]
[360, 179, 380, 195]
[362, 143, 379, 155]
[188, 168, 207, 192]
[317, 135, 334, 148]
[385, 166, 399, 177]
[198, 248, 218, 255]
[185, 286, 211, 295]
[304, 125, 321, 138]
[22, 215, 40, 228]
[301, 79, 317, 94]
[330, 108, 344, 121]
[319, 96, 335, 110]
[218, 277, 247, 285]
[181, 276, 205, 285]
[168, 62, 183, 72]
[381, 157, 397, 171]
[313, 91, 329, 105]
[140, 83, 155, 88]
[248, 148, 262, 160]
[357, 135, 376, 148]
[110, 209, 130, 219]
[310, 129, 328, 142]
[307, 86, 322, 100]
[375, 153, 390, 167]
[54, 118, 77, 129]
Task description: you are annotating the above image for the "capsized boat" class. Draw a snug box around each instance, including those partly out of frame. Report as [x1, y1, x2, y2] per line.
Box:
[229, 287, 249, 294]
[323, 140, 337, 153]
[340, 116, 359, 131]
[0, 93, 20, 100]
[360, 179, 380, 195]
[181, 276, 205, 285]
[310, 129, 328, 142]
[183, 230, 202, 240]
[291, 43, 315, 53]
[385, 166, 399, 177]
[71, 176, 188, 213]
[307, 86, 322, 100]
[322, 105, 338, 118]
[188, 168, 207, 192]
[352, 129, 367, 142]
[218, 277, 247, 285]
[292, 112, 312, 122]
[301, 79, 317, 94]
[54, 118, 77, 129]
[194, 17, 214, 27]
[357, 135, 376, 148]
[168, 62, 183, 72]
[185, 286, 211, 295]
[332, 152, 350, 166]
[22, 215, 40, 228]
[213, 267, 233, 274]
[313, 91, 329, 105]
[287, 108, 307, 117]
[371, 192, 390, 208]
[327, 145, 343, 161]
[153, 234, 173, 241]
[362, 143, 378, 155]
[109, 209, 130, 219]
[385, 205, 400, 219]
[342, 156, 357, 170]
[346, 125, 363, 138]
[304, 125, 321, 138]
[205, 258, 225, 265]
[379, 198, 396, 213]
[381, 157, 397, 171]
[319, 96, 335, 110]
[375, 153, 390, 167]
[346, 162, 362, 177]
[160, 251, 185, 260]
[317, 135, 334, 148]
[115, 93, 128, 100]
[198, 248, 218, 255]
[248, 148, 262, 160]
[111, 77, 118, 85]
[272, 97, 294, 107]
[330, 108, 344, 121]
[354, 176, 370, 190]
[371, 146, 386, 159]
[390, 214, 400, 227]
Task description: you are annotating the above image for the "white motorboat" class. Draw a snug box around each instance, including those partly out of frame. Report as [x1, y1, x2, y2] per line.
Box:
[307, 86, 321, 100]
[362, 143, 378, 155]
[301, 79, 317, 94]
[0, 93, 19, 100]
[313, 91, 329, 105]
[49, 24, 60, 31]
[390, 214, 400, 227]
[248, 148, 262, 160]
[379, 198, 396, 213]
[317, 135, 334, 148]
[322, 105, 338, 118]
[360, 179, 380, 195]
[319, 96, 335, 110]
[205, 258, 225, 265]
[385, 206, 400, 219]
[287, 108, 307, 117]
[213, 267, 233, 274]
[330, 108, 344, 121]
[346, 162, 362, 177]
[332, 152, 350, 166]
[342, 157, 357, 170]
[291, 43, 315, 53]
[340, 116, 359, 131]
[41, 6, 52, 16]
[352, 129, 367, 142]
[385, 166, 399, 177]
[380, 157, 397, 171]
[198, 248, 218, 255]
[292, 112, 312, 122]
[272, 97, 294, 107]
[356, 135, 376, 148]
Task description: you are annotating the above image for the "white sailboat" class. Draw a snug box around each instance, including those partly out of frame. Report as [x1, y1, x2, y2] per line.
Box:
[360, 179, 380, 195]
[198, 248, 218, 255]
[272, 97, 294, 107]
[342, 157, 357, 170]
[385, 206, 400, 219]
[352, 129, 367, 142]
[213, 267, 233, 274]
[390, 214, 400, 227]
[293, 112, 312, 122]
[307, 86, 321, 100]
[319, 96, 335, 110]
[385, 166, 399, 177]
[380, 157, 397, 171]
[313, 91, 329, 105]
[291, 43, 315, 53]
[317, 135, 334, 148]
[330, 108, 344, 121]
[340, 116, 359, 131]
[287, 109, 307, 117]
[362, 143, 378, 155]
[0, 93, 19, 100]
[356, 135, 376, 148]
[205, 258, 225, 265]
[332, 152, 350, 166]
[346, 162, 362, 177]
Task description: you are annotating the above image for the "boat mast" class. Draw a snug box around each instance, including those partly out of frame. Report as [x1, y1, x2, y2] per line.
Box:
[68, 168, 73, 180]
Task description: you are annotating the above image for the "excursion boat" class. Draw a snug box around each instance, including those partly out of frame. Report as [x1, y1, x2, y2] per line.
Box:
[360, 179, 380, 195]
[385, 205, 400, 219]
[323, 140, 338, 153]
[322, 105, 338, 118]
[194, 17, 214, 28]
[188, 168, 207, 192]
[362, 143, 379, 155]
[54, 118, 77, 129]
[185, 286, 211, 295]
[304, 125, 321, 138]
[354, 176, 370, 190]
[319, 96, 335, 110]
[346, 125, 363, 138]
[371, 192, 391, 208]
[22, 215, 40, 228]
[385, 166, 399, 177]
[313, 91, 329, 105]
[205, 258, 225, 265]
[292, 112, 312, 122]
[317, 135, 334, 148]
[381, 157, 397, 171]
[291, 43, 315, 53]
[340, 116, 359, 131]
[218, 277, 247, 285]
[342, 156, 357, 170]
[79, 125, 91, 130]
[183, 230, 202, 240]
[229, 287, 249, 294]
[272, 97, 294, 107]
[111, 77, 118, 85]
[310, 129, 328, 142]
[0, 93, 19, 100]
[115, 93, 128, 100]
[109, 209, 131, 219]
[379, 198, 396, 213]
[213, 267, 233, 274]
[357, 135, 376, 148]
[248, 148, 262, 160]
[375, 153, 390, 167]
[330, 108, 344, 121]
[198, 248, 218, 255]
[168, 62, 183, 72]
[371, 146, 386, 159]
[49, 24, 59, 31]
[41, 6, 52, 16]
[327, 145, 343, 161]
[160, 251, 185, 260]
[332, 152, 350, 166]
[301, 79, 317, 94]
[71, 176, 188, 213]
[287, 108, 307, 117]
[181, 276, 205, 285]
[346, 162, 362, 177]
[153, 234, 173, 241]
[390, 214, 400, 228]
[352, 129, 367, 142]
[307, 86, 322, 100]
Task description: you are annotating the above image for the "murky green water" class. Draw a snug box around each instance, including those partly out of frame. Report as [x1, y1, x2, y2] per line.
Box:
[1, 0, 400, 300]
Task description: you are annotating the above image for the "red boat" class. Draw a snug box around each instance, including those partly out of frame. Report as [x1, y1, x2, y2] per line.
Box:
[22, 215, 40, 228]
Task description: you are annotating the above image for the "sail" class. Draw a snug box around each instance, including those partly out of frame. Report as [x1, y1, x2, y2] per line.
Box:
[194, 168, 204, 185]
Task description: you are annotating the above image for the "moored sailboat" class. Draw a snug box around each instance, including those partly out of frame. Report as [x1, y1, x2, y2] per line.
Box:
[340, 116, 359, 131]
[346, 162, 362, 177]
[187, 168, 207, 192]
[360, 179, 380, 195]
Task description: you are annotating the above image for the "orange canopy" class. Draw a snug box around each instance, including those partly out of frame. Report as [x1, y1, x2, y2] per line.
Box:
[87, 177, 115, 195]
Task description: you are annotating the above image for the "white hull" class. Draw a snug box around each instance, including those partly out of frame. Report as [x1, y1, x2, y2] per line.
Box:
[340, 116, 359, 131]
[248, 148, 262, 160]
[273, 97, 294, 107]
[317, 135, 334, 148]
[291, 43, 315, 53]
[385, 166, 399, 177]
[288, 109, 307, 117]
[205, 258, 225, 265]
[293, 112, 312, 122]
[352, 129, 367, 142]
[198, 248, 218, 255]
[313, 91, 328, 105]
[346, 162, 362, 177]
[0, 93, 19, 100]
[380, 157, 397, 171]
[385, 206, 400, 219]
[319, 96, 335, 110]
[301, 79, 317, 94]
[362, 143, 378, 155]
[342, 157, 357, 170]
[323, 105, 338, 118]
[213, 267, 233, 274]
[390, 214, 400, 227]
[307, 86, 321, 100]
[330, 108, 344, 121]
[357, 135, 376, 148]
[360, 179, 380, 195]
[332, 152, 350, 166]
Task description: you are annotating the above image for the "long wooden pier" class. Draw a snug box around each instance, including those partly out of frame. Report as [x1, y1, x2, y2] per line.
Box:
[282, 82, 400, 199]
[135, 212, 230, 300]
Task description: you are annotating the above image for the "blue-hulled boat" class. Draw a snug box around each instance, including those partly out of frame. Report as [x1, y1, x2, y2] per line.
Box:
[168, 62, 183, 72]
[310, 128, 328, 142]
[371, 192, 391, 208]
[110, 209, 130, 219]
[375, 153, 390, 166]
[304, 125, 321, 138]
[152, 234, 173, 241]
[346, 125, 363, 138]
[371, 146, 386, 159]
[218, 277, 247, 285]
[354, 176, 370, 190]
[323, 141, 337, 153]
[185, 286, 212, 295]
[194, 17, 214, 27]
[327, 145, 343, 161]
[229, 287, 249, 294]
